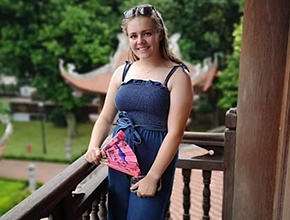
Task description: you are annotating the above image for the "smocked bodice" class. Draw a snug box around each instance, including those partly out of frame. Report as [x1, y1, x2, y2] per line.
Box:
[115, 79, 170, 128]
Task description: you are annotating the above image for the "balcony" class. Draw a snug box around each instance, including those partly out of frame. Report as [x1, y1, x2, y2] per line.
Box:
[0, 108, 236, 220]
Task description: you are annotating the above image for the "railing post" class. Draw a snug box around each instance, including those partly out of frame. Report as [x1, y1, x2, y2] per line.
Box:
[82, 209, 91, 220]
[99, 191, 107, 220]
[222, 108, 237, 220]
[91, 198, 100, 220]
[182, 168, 191, 220]
[202, 170, 212, 220]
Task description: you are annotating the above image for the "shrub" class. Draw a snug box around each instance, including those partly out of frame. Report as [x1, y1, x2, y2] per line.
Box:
[217, 18, 243, 110]
[0, 179, 30, 216]
[48, 107, 67, 127]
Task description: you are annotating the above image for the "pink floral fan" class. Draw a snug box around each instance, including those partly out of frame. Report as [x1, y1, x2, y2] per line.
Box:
[101, 130, 141, 178]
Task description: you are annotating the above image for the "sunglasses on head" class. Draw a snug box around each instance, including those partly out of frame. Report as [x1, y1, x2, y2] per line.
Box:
[123, 6, 157, 19]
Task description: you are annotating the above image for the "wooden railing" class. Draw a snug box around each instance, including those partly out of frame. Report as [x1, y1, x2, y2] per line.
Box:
[171, 108, 237, 220]
[0, 108, 237, 220]
[0, 156, 108, 220]
[175, 131, 224, 220]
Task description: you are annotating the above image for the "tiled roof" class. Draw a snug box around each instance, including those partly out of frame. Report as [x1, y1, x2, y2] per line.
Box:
[61, 71, 112, 95]
[60, 51, 129, 94]
[60, 34, 218, 95]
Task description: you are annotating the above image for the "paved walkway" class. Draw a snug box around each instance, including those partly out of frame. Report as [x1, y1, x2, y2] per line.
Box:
[0, 147, 223, 220]
[0, 159, 69, 183]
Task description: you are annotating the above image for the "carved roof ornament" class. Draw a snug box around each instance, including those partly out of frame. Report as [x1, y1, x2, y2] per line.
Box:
[59, 33, 219, 96]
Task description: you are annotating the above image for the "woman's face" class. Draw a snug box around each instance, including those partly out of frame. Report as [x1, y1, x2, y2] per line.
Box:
[126, 17, 162, 60]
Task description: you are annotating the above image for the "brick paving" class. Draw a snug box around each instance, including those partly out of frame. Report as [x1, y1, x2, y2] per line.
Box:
[0, 147, 223, 219]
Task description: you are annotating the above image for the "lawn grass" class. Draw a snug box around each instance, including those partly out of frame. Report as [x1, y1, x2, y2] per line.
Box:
[0, 121, 94, 163]
[0, 178, 31, 217]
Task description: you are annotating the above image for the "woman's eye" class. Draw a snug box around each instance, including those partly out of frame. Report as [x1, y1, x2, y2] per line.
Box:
[144, 32, 152, 36]
[130, 35, 137, 39]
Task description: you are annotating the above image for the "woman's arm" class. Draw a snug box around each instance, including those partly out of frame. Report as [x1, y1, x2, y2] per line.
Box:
[131, 67, 193, 197]
[85, 65, 124, 164]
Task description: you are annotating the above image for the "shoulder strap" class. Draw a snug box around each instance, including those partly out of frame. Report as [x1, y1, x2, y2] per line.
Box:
[122, 61, 132, 82]
[164, 63, 190, 87]
[164, 65, 180, 87]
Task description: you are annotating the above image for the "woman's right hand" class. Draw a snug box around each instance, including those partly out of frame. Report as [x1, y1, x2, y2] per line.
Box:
[84, 148, 103, 165]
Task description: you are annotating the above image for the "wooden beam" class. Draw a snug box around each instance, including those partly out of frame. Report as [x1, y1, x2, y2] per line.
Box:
[234, 0, 290, 219]
[273, 18, 290, 220]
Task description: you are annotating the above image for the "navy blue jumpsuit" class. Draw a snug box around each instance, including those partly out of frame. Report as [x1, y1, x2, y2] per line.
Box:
[108, 61, 186, 220]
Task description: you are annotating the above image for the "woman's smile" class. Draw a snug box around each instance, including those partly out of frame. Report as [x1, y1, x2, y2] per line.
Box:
[127, 17, 161, 60]
[138, 46, 150, 52]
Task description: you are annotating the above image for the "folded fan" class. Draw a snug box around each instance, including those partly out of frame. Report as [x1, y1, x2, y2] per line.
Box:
[101, 130, 141, 178]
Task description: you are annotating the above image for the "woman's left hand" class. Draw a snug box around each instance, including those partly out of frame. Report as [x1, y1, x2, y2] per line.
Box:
[130, 174, 159, 198]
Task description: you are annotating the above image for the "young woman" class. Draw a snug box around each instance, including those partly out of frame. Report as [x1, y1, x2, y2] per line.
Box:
[85, 4, 193, 220]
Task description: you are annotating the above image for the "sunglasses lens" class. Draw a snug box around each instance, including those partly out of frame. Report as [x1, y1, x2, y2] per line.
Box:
[139, 7, 153, 16]
[124, 8, 136, 19]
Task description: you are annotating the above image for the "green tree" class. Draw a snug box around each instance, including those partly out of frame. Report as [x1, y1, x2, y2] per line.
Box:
[0, 0, 121, 136]
[0, 0, 244, 132]
[0, 101, 10, 116]
[0, 0, 119, 99]
[217, 18, 243, 110]
[173, 0, 243, 62]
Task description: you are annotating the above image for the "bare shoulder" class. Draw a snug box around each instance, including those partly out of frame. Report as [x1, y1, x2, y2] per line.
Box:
[113, 64, 125, 78]
[111, 64, 126, 87]
[167, 64, 192, 91]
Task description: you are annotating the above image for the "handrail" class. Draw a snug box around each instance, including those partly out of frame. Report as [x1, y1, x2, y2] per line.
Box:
[177, 155, 223, 171]
[183, 131, 224, 142]
[0, 156, 104, 220]
[182, 131, 224, 147]
[179, 131, 225, 170]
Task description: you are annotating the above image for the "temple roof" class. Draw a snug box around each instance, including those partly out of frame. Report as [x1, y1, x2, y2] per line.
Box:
[59, 33, 219, 96]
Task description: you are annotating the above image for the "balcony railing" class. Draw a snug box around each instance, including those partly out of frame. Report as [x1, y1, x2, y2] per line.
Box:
[0, 108, 237, 220]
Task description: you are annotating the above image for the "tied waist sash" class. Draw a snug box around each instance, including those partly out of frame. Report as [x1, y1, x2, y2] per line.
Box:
[115, 111, 168, 151]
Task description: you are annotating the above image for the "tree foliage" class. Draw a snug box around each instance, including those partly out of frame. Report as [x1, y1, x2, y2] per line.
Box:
[0, 0, 120, 110]
[168, 0, 243, 62]
[0, 0, 243, 113]
[217, 18, 243, 110]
